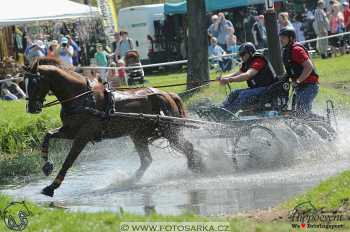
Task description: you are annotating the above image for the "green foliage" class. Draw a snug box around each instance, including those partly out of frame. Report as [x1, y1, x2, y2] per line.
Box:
[0, 99, 60, 155]
[282, 170, 350, 210]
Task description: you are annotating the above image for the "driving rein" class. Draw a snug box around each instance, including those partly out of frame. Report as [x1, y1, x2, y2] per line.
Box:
[42, 90, 94, 108]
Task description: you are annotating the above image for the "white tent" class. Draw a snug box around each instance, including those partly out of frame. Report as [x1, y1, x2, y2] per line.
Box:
[0, 0, 100, 26]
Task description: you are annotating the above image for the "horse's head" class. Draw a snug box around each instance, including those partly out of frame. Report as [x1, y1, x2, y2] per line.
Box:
[24, 61, 50, 114]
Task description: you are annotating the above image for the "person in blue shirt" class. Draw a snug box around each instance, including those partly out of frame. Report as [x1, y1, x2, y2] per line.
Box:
[208, 37, 232, 72]
[66, 35, 81, 66]
[25, 40, 46, 66]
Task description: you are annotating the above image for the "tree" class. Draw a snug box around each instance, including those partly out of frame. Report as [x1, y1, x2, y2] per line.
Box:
[186, 0, 209, 90]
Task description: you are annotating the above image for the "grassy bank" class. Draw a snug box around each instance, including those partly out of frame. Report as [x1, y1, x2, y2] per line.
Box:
[0, 99, 61, 183]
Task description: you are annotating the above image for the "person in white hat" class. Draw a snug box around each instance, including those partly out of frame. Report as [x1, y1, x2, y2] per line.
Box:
[25, 40, 46, 66]
[59, 37, 74, 66]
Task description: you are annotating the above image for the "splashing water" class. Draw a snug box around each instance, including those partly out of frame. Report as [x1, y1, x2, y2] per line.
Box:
[1, 115, 349, 216]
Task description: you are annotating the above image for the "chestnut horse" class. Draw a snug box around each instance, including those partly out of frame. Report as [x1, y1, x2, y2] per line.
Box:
[25, 58, 198, 197]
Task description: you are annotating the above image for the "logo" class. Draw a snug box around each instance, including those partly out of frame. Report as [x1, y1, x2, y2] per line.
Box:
[0, 201, 32, 231]
[283, 82, 290, 91]
[288, 201, 348, 230]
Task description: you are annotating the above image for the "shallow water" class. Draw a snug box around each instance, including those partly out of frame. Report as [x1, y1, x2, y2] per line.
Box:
[1, 119, 350, 216]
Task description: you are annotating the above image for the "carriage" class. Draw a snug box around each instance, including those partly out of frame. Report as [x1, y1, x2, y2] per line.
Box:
[192, 77, 337, 169]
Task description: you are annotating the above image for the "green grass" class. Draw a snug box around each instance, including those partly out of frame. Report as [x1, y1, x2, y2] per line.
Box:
[282, 170, 350, 210]
[0, 97, 61, 183]
[0, 194, 310, 232]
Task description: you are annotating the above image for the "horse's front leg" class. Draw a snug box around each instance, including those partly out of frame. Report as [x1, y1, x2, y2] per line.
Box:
[41, 127, 71, 176]
[41, 127, 92, 197]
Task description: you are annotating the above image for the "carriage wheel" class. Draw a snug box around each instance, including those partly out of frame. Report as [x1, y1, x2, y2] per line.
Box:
[303, 120, 337, 142]
[286, 118, 336, 142]
[232, 124, 283, 170]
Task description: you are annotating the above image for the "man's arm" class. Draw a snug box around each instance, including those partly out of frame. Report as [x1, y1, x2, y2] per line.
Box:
[220, 68, 257, 85]
[296, 59, 313, 83]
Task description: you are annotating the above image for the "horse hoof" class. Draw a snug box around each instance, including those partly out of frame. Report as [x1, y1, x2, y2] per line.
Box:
[41, 186, 54, 197]
[42, 162, 54, 176]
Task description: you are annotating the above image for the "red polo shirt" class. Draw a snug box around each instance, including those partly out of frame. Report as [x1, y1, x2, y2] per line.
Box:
[240, 57, 266, 72]
[291, 46, 319, 84]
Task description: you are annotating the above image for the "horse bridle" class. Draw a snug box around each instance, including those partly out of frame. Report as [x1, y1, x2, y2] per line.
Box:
[25, 71, 93, 109]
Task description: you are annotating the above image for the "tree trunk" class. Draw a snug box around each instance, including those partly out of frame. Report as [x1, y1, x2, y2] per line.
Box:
[264, 9, 285, 77]
[186, 0, 209, 90]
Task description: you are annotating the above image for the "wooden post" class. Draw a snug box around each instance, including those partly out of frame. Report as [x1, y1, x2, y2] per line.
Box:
[186, 0, 209, 89]
[264, 6, 285, 77]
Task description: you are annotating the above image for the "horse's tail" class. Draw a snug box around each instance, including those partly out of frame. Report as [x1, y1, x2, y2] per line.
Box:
[168, 93, 187, 118]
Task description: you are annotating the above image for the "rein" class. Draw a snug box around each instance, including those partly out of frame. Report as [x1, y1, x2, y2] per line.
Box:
[40, 78, 225, 109]
[115, 79, 220, 90]
[42, 90, 93, 108]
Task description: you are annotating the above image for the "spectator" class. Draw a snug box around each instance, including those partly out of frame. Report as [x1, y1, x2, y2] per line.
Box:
[314, 0, 330, 58]
[292, 14, 306, 42]
[115, 31, 134, 59]
[208, 15, 220, 39]
[343, 1, 350, 51]
[226, 33, 239, 56]
[216, 12, 234, 50]
[111, 32, 121, 61]
[252, 15, 267, 49]
[25, 40, 46, 66]
[66, 35, 81, 66]
[278, 12, 294, 31]
[327, 0, 336, 18]
[47, 40, 59, 59]
[329, 2, 345, 56]
[59, 37, 74, 66]
[208, 37, 232, 72]
[117, 59, 127, 85]
[94, 43, 109, 84]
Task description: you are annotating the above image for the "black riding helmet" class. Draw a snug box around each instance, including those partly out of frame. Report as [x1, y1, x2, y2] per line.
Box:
[238, 42, 256, 57]
[279, 27, 296, 40]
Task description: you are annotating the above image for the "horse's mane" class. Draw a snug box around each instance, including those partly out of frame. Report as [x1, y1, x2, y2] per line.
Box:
[34, 57, 89, 84]
[36, 57, 63, 67]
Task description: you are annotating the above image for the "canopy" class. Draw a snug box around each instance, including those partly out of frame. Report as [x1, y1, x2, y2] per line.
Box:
[165, 0, 282, 15]
[0, 0, 100, 26]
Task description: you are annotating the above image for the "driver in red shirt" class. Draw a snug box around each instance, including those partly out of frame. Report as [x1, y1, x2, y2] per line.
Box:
[279, 28, 319, 113]
[219, 42, 278, 113]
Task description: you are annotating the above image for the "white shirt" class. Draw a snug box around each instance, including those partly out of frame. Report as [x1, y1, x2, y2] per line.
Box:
[59, 45, 74, 65]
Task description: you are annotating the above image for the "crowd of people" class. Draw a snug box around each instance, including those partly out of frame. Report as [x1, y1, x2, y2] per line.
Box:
[0, 29, 139, 100]
[208, 0, 350, 73]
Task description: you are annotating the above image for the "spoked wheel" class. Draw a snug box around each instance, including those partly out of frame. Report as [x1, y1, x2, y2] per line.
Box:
[303, 120, 337, 142]
[286, 118, 336, 142]
[232, 124, 283, 170]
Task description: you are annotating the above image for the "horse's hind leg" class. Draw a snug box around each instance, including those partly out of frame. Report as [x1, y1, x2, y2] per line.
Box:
[131, 136, 152, 181]
[167, 133, 201, 172]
